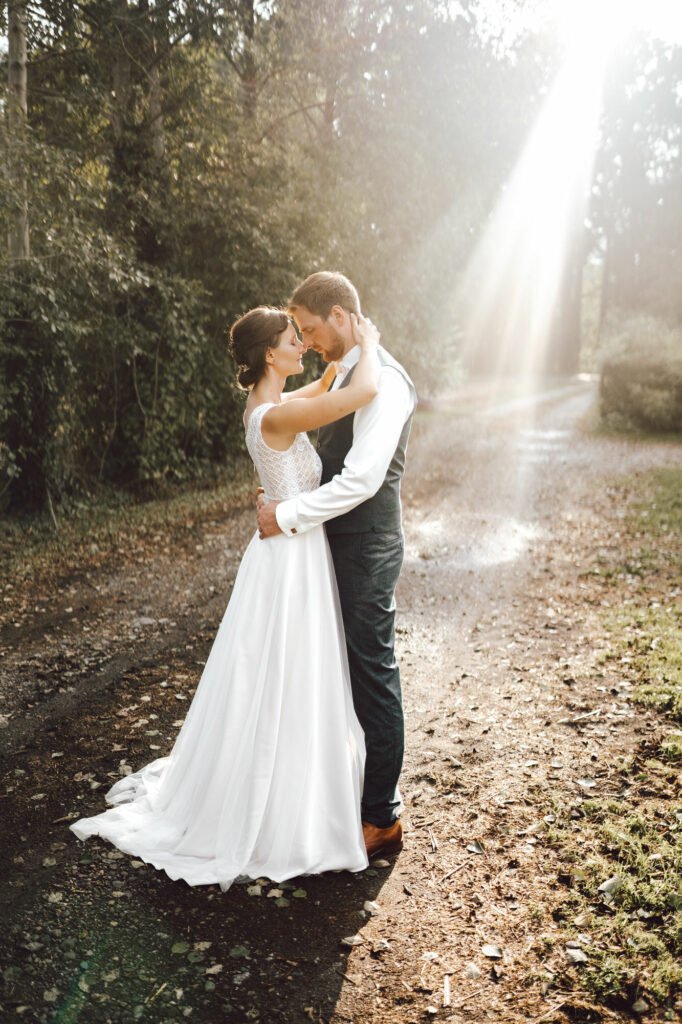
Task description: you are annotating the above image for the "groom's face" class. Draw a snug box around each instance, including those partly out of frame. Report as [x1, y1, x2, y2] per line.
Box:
[293, 305, 348, 363]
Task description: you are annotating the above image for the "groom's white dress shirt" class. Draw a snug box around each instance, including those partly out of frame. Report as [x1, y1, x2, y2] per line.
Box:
[275, 344, 415, 537]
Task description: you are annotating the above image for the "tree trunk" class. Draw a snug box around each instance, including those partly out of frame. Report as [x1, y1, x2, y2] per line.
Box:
[239, 0, 258, 120]
[553, 259, 582, 374]
[111, 0, 131, 156]
[7, 0, 30, 259]
[140, 0, 166, 162]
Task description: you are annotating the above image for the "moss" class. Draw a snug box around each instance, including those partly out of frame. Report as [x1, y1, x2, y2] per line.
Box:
[546, 742, 682, 1009]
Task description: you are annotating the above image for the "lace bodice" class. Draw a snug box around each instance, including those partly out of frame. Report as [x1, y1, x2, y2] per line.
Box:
[245, 402, 322, 501]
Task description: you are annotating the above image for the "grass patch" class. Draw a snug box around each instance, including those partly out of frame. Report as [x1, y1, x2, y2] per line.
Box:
[601, 468, 682, 723]
[547, 740, 682, 1013]
[546, 467, 682, 1015]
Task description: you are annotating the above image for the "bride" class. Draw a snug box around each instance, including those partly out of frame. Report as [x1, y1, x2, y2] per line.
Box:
[69, 305, 381, 890]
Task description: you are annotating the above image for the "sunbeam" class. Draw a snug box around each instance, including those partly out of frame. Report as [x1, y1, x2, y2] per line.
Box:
[455, 0, 682, 390]
[456, 31, 608, 384]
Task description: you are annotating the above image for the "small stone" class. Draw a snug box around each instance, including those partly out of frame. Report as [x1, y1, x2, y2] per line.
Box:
[464, 963, 481, 979]
[598, 875, 621, 896]
[632, 998, 649, 1014]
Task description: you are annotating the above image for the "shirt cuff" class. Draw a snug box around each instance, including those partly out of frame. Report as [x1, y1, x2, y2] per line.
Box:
[275, 498, 301, 537]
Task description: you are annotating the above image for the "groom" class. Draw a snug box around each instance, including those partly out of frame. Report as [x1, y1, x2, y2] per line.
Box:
[256, 271, 417, 859]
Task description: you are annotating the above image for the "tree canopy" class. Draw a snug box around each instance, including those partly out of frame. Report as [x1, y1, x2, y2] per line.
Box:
[1, 1, 679, 509]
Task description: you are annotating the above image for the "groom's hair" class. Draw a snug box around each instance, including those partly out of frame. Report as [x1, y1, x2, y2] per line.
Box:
[288, 271, 360, 320]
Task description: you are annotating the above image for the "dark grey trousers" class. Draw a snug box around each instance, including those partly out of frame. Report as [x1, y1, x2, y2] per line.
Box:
[327, 529, 405, 829]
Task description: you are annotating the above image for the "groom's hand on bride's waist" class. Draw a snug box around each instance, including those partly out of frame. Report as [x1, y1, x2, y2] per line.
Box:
[256, 489, 283, 539]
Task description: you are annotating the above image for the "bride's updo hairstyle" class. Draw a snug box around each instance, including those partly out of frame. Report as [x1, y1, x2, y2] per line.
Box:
[229, 306, 289, 390]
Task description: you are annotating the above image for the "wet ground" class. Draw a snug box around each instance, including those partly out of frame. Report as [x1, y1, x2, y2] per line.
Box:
[1, 376, 680, 1023]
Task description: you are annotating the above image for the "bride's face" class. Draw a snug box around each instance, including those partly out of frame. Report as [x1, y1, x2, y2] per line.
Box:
[267, 322, 305, 377]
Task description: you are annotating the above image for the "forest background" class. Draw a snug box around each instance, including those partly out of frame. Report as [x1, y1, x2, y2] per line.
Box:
[1, 0, 681, 515]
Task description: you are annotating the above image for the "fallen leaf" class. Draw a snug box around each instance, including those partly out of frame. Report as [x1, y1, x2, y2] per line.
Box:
[481, 944, 503, 959]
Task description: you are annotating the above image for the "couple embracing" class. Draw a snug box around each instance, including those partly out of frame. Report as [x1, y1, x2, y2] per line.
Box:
[70, 271, 417, 890]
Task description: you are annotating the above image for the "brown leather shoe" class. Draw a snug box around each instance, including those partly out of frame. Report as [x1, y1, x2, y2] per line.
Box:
[363, 819, 403, 859]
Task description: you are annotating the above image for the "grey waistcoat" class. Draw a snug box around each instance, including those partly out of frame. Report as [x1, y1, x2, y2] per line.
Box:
[318, 348, 417, 535]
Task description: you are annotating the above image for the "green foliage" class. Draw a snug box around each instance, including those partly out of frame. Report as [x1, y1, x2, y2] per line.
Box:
[0, 215, 242, 508]
[598, 314, 682, 434]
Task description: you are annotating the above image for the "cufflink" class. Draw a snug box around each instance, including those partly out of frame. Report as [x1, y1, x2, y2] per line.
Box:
[291, 528, 297, 535]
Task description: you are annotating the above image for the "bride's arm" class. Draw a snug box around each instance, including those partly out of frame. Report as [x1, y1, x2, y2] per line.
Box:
[280, 362, 336, 403]
[263, 314, 380, 436]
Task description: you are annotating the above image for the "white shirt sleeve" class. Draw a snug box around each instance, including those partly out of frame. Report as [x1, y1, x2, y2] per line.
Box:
[275, 367, 414, 537]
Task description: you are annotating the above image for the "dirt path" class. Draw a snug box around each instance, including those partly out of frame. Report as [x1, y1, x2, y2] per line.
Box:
[1, 379, 680, 1024]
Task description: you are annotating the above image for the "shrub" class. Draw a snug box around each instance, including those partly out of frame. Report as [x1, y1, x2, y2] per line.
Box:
[599, 314, 682, 433]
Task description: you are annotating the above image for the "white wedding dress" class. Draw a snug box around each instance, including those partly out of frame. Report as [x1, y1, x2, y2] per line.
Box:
[70, 402, 369, 889]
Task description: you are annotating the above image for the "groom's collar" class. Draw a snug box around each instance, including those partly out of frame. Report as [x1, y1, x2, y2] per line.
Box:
[335, 344, 361, 378]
